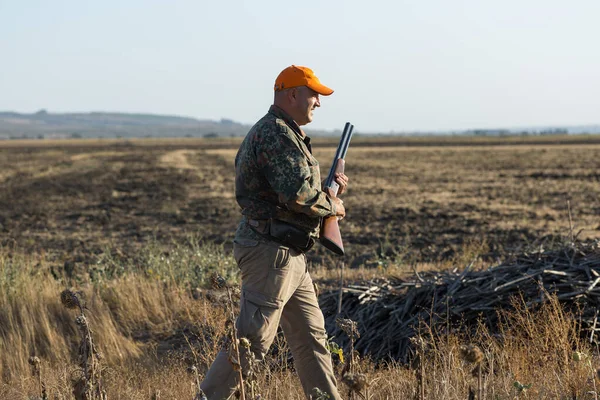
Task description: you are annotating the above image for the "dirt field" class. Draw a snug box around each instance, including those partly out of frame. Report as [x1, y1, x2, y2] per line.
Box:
[2, 136, 600, 399]
[1, 137, 598, 269]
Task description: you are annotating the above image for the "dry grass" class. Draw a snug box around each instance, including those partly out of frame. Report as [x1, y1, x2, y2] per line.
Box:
[2, 244, 600, 399]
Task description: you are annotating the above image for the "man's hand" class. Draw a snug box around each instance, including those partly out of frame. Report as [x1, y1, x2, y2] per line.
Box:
[335, 173, 349, 195]
[325, 187, 346, 219]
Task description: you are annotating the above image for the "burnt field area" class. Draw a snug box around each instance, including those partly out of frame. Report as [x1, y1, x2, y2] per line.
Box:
[1, 137, 599, 270]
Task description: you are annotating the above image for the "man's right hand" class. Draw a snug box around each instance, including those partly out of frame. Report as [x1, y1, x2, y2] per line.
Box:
[325, 188, 346, 219]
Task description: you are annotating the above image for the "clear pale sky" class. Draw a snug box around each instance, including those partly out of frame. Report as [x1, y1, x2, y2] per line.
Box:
[1, 0, 599, 133]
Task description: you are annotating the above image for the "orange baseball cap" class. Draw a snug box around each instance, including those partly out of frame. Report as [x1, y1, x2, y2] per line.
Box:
[274, 65, 334, 96]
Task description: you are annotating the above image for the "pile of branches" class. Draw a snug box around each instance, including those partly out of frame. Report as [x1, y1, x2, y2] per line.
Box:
[320, 240, 600, 363]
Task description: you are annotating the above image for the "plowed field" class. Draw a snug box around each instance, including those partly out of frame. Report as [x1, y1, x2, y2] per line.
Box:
[1, 137, 599, 269]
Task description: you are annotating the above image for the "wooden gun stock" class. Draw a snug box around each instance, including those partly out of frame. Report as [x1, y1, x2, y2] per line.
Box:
[320, 123, 354, 256]
[320, 215, 344, 255]
[320, 159, 346, 255]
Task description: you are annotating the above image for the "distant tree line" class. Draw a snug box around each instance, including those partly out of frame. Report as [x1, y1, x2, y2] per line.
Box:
[466, 128, 569, 137]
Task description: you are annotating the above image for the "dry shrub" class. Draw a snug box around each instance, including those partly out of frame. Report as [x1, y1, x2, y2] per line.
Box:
[0, 270, 141, 381]
[0, 248, 223, 388]
[407, 292, 596, 399]
[486, 293, 592, 398]
[2, 244, 600, 399]
[0, 254, 135, 381]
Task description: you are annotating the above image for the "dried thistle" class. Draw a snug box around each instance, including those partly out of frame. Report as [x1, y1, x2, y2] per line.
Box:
[411, 335, 427, 400]
[28, 356, 47, 400]
[342, 372, 368, 393]
[460, 344, 485, 400]
[192, 390, 208, 400]
[60, 289, 82, 310]
[28, 356, 41, 374]
[409, 335, 428, 350]
[216, 275, 245, 400]
[188, 365, 208, 400]
[211, 273, 227, 289]
[311, 387, 331, 399]
[460, 344, 484, 364]
[336, 317, 360, 373]
[239, 337, 251, 349]
[60, 289, 106, 400]
[336, 317, 360, 340]
[238, 337, 260, 399]
[187, 365, 198, 375]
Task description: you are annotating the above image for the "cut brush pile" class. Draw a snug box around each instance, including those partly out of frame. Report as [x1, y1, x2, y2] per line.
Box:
[321, 240, 600, 362]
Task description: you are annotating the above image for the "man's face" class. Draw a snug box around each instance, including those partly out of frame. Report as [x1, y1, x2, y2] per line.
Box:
[292, 86, 321, 126]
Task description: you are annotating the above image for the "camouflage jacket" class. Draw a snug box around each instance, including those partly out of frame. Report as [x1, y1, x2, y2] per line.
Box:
[234, 105, 337, 243]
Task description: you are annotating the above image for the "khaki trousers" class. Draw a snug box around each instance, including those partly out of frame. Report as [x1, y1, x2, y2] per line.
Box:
[200, 240, 341, 400]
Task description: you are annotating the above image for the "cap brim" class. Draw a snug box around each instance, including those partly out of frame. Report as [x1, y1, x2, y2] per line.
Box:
[308, 82, 334, 96]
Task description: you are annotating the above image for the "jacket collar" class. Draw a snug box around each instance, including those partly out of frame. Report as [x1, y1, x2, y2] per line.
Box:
[268, 105, 305, 138]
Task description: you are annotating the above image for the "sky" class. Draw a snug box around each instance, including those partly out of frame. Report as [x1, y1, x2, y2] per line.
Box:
[1, 0, 599, 133]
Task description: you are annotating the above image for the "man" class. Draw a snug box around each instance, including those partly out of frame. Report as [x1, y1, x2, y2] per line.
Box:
[200, 65, 347, 400]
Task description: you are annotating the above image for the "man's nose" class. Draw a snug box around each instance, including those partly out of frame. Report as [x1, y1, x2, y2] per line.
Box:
[315, 97, 321, 107]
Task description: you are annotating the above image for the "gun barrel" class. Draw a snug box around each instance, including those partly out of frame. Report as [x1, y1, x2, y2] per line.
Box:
[324, 122, 353, 189]
[333, 122, 351, 161]
[339, 124, 354, 159]
[320, 121, 354, 256]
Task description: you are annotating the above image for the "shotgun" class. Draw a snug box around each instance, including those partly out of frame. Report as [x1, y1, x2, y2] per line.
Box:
[320, 122, 354, 255]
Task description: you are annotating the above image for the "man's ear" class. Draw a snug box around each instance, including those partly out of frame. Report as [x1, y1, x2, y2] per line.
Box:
[288, 87, 298, 103]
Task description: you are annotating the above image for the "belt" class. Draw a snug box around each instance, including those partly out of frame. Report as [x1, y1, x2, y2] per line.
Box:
[246, 218, 315, 253]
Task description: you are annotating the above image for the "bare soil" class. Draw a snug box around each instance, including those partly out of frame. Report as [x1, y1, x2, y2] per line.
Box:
[1, 138, 599, 270]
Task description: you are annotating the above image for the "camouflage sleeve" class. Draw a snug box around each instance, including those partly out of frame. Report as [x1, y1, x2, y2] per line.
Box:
[255, 128, 336, 218]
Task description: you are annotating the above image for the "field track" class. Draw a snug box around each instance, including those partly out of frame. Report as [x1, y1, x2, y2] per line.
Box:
[1, 136, 599, 268]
